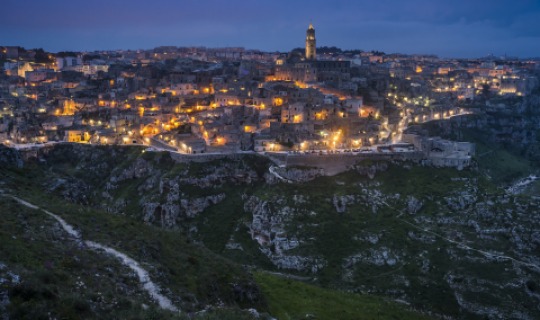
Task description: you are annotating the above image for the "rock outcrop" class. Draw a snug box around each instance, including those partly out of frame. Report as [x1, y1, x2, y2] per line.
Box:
[0, 146, 23, 168]
[245, 195, 324, 272]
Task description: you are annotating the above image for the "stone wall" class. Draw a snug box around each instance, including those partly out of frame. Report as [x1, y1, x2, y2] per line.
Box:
[267, 151, 424, 176]
[170, 152, 251, 163]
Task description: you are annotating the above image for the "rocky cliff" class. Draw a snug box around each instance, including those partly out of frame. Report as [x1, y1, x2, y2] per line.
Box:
[2, 142, 540, 319]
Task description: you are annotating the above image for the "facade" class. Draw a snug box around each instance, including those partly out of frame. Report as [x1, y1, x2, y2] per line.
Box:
[56, 56, 82, 70]
[274, 62, 317, 83]
[64, 130, 87, 143]
[281, 102, 305, 123]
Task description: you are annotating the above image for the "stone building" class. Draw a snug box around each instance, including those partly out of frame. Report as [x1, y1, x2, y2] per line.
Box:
[305, 24, 316, 60]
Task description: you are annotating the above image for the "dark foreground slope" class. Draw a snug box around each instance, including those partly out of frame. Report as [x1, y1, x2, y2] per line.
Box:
[3, 142, 540, 319]
[0, 145, 429, 320]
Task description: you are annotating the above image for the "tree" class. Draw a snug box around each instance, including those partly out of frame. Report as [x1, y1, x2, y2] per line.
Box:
[482, 84, 491, 98]
[57, 51, 79, 58]
[32, 48, 54, 63]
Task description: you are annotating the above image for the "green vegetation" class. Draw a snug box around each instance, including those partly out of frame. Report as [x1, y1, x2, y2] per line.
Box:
[0, 198, 182, 320]
[421, 122, 538, 184]
[1, 141, 535, 319]
[0, 153, 434, 319]
[375, 164, 472, 197]
[523, 179, 540, 196]
[255, 272, 431, 320]
[474, 139, 533, 183]
[0, 156, 268, 316]
[243, 162, 512, 316]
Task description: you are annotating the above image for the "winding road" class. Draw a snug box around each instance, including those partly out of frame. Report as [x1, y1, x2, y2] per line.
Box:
[268, 165, 293, 184]
[505, 175, 538, 195]
[5, 195, 179, 313]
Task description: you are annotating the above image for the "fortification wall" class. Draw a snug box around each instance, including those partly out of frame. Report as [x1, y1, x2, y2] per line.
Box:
[267, 151, 424, 176]
[170, 152, 250, 163]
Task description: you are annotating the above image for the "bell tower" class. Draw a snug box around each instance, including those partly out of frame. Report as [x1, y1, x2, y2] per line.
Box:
[305, 23, 316, 60]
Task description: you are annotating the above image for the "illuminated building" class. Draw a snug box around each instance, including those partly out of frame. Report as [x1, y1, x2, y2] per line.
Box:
[305, 24, 316, 60]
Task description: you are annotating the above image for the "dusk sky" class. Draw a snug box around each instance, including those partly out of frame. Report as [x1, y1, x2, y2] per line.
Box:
[2, 0, 540, 58]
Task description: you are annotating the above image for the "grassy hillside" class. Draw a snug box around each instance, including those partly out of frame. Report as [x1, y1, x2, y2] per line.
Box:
[255, 272, 430, 320]
[0, 147, 432, 319]
[421, 121, 538, 184]
[2, 141, 538, 319]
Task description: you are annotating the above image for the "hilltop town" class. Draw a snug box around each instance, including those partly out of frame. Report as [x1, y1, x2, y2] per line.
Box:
[1, 25, 538, 171]
[3, 24, 540, 320]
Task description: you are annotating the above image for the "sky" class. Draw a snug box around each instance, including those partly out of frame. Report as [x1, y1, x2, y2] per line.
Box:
[2, 0, 540, 58]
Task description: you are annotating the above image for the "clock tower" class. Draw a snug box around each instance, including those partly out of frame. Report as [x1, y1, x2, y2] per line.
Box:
[305, 23, 316, 60]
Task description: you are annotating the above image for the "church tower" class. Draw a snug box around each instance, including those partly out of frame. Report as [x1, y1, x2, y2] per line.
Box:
[305, 23, 316, 60]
